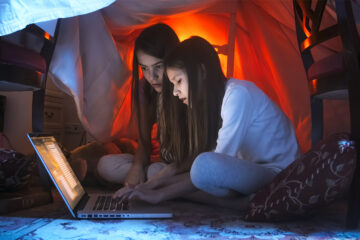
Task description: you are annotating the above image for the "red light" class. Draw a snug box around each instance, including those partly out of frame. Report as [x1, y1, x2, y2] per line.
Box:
[44, 32, 50, 40]
[311, 79, 318, 93]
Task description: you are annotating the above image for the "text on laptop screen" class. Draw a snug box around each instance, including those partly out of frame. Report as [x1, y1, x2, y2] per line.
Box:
[31, 136, 85, 209]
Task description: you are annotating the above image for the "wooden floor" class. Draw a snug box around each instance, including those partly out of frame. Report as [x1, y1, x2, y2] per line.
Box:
[1, 187, 360, 240]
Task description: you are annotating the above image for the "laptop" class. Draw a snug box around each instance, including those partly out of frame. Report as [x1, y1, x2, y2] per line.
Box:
[27, 133, 173, 219]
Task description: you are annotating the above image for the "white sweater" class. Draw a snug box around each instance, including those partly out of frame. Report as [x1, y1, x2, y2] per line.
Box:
[214, 79, 301, 173]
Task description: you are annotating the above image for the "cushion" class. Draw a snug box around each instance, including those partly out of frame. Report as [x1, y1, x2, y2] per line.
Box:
[307, 53, 344, 80]
[0, 40, 46, 73]
[0, 149, 34, 191]
[244, 133, 356, 222]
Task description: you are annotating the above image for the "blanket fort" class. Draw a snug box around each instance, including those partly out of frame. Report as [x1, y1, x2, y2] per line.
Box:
[1, 0, 359, 152]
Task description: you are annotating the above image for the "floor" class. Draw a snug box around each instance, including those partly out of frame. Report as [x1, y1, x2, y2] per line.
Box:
[1, 188, 360, 240]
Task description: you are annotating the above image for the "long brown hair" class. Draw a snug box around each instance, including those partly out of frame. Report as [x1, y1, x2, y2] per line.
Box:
[164, 36, 227, 165]
[131, 23, 189, 166]
[131, 23, 179, 143]
[158, 64, 189, 168]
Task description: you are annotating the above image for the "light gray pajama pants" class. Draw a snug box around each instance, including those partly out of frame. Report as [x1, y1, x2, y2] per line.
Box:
[97, 153, 167, 184]
[190, 152, 278, 197]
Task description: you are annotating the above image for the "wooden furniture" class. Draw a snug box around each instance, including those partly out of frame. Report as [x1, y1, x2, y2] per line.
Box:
[0, 22, 61, 132]
[44, 86, 65, 143]
[203, 0, 238, 78]
[0, 21, 61, 193]
[293, 0, 360, 229]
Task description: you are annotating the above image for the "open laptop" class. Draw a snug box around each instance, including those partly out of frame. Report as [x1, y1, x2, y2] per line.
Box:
[27, 133, 173, 219]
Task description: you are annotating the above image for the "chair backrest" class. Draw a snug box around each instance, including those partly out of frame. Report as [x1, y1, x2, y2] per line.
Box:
[0, 21, 61, 133]
[202, 0, 238, 78]
[294, 0, 337, 67]
[0, 22, 60, 91]
[293, 0, 360, 98]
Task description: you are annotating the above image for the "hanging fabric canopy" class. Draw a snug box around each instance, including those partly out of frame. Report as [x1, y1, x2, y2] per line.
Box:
[1, 0, 359, 152]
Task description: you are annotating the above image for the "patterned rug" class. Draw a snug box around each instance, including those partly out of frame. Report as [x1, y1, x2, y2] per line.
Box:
[1, 191, 360, 240]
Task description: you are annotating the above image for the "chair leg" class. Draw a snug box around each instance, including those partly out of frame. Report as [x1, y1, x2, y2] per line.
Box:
[346, 142, 360, 229]
[32, 89, 45, 132]
[311, 97, 323, 146]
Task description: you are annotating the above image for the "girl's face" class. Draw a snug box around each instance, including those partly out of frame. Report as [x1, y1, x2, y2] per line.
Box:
[137, 50, 164, 93]
[167, 67, 189, 105]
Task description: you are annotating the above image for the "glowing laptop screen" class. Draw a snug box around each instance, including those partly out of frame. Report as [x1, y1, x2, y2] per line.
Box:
[30, 136, 85, 209]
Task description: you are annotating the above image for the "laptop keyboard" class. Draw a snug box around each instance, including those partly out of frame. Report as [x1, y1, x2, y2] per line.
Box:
[92, 196, 129, 211]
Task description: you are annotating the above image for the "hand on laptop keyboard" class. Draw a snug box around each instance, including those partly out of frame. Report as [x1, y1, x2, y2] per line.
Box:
[112, 184, 134, 201]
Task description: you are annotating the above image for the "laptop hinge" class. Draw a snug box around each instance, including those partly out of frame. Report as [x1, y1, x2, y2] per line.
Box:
[74, 193, 90, 212]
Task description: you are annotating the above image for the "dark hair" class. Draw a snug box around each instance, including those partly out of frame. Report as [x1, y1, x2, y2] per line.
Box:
[159, 61, 189, 169]
[165, 36, 227, 164]
[131, 23, 186, 165]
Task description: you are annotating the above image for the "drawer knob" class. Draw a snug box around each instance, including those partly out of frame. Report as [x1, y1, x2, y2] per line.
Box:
[45, 111, 54, 118]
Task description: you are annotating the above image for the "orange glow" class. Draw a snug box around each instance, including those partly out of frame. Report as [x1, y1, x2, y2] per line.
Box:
[302, 38, 311, 50]
[111, 79, 137, 138]
[111, 13, 236, 138]
[311, 79, 318, 93]
[232, 40, 244, 79]
[44, 32, 50, 40]
[103, 2, 312, 154]
[165, 13, 230, 76]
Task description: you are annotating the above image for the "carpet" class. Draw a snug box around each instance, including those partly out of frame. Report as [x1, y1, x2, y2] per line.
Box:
[1, 190, 360, 240]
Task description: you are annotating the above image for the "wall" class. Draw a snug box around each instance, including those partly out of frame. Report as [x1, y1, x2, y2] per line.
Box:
[0, 91, 33, 154]
[0, 78, 89, 155]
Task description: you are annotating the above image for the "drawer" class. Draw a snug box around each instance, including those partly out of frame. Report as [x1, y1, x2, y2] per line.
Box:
[43, 127, 64, 143]
[44, 102, 63, 125]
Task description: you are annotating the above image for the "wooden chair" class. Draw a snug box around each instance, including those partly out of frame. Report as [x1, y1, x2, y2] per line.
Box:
[202, 0, 238, 78]
[0, 21, 60, 132]
[293, 0, 360, 229]
[0, 21, 61, 194]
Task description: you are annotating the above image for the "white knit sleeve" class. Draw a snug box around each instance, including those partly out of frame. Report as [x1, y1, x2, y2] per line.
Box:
[214, 85, 254, 157]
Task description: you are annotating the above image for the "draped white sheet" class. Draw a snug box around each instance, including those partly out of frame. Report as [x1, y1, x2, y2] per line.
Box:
[0, 0, 115, 36]
[49, 0, 218, 143]
[2, 0, 359, 152]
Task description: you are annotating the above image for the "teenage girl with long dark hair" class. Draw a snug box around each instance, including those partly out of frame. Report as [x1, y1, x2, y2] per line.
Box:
[97, 23, 188, 193]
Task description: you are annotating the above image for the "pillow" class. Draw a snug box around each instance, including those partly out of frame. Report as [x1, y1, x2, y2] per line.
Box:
[244, 133, 356, 222]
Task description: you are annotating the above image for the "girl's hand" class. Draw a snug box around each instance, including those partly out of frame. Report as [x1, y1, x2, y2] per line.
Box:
[139, 174, 168, 190]
[128, 185, 163, 204]
[114, 163, 171, 201]
[112, 164, 144, 200]
[112, 182, 162, 204]
[114, 174, 172, 203]
[112, 182, 135, 200]
[128, 172, 195, 204]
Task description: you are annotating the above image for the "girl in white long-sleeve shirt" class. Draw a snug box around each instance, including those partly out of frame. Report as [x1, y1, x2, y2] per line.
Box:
[166, 36, 300, 202]
[189, 78, 301, 197]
